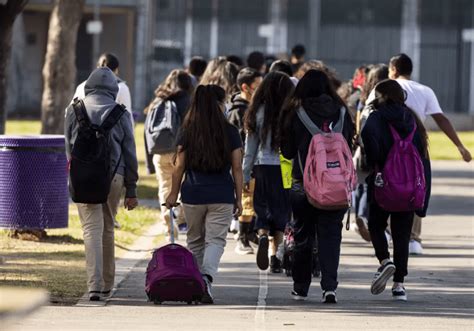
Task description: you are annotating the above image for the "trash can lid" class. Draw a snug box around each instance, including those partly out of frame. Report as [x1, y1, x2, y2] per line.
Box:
[0, 135, 65, 148]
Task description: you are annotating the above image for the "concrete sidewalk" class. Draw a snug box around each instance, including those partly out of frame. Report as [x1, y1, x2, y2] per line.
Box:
[12, 161, 474, 330]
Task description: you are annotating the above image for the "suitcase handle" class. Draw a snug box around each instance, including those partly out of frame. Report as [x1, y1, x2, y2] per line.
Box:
[162, 203, 180, 244]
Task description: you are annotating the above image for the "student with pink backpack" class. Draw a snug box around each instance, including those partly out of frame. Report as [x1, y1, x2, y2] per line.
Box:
[361, 79, 431, 301]
[280, 70, 355, 303]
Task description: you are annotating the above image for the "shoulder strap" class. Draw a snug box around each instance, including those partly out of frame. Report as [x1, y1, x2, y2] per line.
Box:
[72, 99, 91, 129]
[101, 104, 127, 131]
[332, 107, 346, 133]
[296, 106, 346, 135]
[296, 107, 323, 135]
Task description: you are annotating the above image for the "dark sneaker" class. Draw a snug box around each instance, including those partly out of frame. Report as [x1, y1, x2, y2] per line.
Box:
[371, 261, 396, 295]
[89, 291, 101, 301]
[270, 255, 282, 273]
[101, 290, 112, 300]
[201, 275, 214, 304]
[291, 290, 307, 301]
[247, 232, 259, 245]
[392, 284, 407, 301]
[256, 235, 269, 270]
[355, 217, 371, 242]
[178, 223, 188, 235]
[235, 237, 254, 255]
[322, 291, 337, 304]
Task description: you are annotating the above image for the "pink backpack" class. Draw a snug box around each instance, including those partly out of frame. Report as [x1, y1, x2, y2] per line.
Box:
[297, 107, 357, 211]
[374, 123, 426, 212]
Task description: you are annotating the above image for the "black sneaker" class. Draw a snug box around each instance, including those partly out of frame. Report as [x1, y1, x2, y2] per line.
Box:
[291, 290, 307, 301]
[392, 284, 407, 301]
[101, 290, 112, 300]
[89, 291, 101, 301]
[270, 255, 282, 273]
[256, 235, 269, 270]
[371, 261, 396, 295]
[201, 275, 214, 304]
[322, 291, 337, 304]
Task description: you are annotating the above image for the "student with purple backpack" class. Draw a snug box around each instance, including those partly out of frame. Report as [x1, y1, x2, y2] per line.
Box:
[361, 79, 431, 301]
[280, 70, 355, 303]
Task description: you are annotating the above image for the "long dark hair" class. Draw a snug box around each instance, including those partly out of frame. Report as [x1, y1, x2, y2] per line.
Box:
[244, 71, 294, 151]
[360, 64, 389, 105]
[372, 79, 429, 157]
[144, 69, 193, 114]
[178, 85, 232, 172]
[280, 69, 347, 142]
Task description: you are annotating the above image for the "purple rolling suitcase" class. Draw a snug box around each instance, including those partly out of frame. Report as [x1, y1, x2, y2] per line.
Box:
[145, 208, 205, 304]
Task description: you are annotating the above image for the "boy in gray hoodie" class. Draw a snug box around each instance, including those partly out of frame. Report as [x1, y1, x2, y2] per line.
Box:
[65, 67, 139, 301]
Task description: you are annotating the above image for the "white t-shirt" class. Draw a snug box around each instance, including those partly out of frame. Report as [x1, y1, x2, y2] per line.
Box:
[71, 80, 134, 127]
[366, 79, 443, 123]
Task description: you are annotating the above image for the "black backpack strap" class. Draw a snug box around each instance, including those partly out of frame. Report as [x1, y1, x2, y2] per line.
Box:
[72, 99, 91, 129]
[101, 104, 127, 132]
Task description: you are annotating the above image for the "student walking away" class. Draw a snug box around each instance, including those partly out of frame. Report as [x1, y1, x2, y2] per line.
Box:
[187, 56, 208, 87]
[366, 53, 471, 255]
[269, 60, 298, 86]
[243, 71, 294, 273]
[280, 69, 355, 303]
[290, 44, 306, 74]
[165, 85, 243, 304]
[227, 68, 263, 254]
[353, 64, 389, 242]
[65, 67, 139, 301]
[246, 51, 267, 75]
[200, 57, 239, 101]
[144, 70, 194, 241]
[362, 79, 431, 301]
[72, 53, 134, 128]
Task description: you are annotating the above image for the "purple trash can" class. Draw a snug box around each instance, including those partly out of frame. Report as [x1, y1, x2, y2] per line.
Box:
[0, 135, 68, 229]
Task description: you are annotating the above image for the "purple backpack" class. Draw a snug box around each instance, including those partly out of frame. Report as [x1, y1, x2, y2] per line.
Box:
[374, 123, 426, 212]
[145, 209, 205, 304]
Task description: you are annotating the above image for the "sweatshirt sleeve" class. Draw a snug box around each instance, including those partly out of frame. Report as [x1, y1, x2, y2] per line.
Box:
[120, 114, 139, 198]
[242, 131, 259, 183]
[361, 115, 380, 170]
[64, 105, 75, 161]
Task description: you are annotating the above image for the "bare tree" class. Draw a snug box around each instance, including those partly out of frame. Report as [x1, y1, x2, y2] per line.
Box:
[41, 0, 85, 134]
[0, 0, 29, 134]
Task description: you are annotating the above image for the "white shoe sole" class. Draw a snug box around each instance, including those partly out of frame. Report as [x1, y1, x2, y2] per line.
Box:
[371, 264, 396, 295]
[292, 294, 307, 301]
[392, 295, 407, 301]
[235, 247, 254, 255]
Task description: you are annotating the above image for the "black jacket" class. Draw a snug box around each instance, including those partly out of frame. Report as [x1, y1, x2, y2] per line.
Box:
[361, 103, 431, 217]
[280, 94, 355, 181]
[226, 93, 250, 145]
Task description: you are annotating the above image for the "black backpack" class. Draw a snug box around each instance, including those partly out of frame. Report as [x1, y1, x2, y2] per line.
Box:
[69, 99, 126, 204]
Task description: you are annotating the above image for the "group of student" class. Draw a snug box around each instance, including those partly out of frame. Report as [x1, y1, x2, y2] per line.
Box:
[65, 46, 471, 304]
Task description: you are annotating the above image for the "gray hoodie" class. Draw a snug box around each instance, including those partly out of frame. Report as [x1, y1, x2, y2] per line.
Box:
[65, 67, 139, 198]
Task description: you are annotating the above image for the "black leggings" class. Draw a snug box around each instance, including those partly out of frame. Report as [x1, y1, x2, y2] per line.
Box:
[290, 182, 345, 293]
[368, 202, 414, 283]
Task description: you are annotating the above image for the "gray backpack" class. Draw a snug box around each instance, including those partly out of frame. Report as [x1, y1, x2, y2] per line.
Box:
[144, 99, 180, 154]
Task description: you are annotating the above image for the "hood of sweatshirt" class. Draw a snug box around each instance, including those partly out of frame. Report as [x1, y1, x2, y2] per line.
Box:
[301, 94, 341, 118]
[377, 102, 415, 136]
[82, 67, 119, 125]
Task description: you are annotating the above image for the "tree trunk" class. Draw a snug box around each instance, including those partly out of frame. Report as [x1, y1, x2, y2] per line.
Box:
[0, 0, 29, 135]
[41, 0, 85, 134]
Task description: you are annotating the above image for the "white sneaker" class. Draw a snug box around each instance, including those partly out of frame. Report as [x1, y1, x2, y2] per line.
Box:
[392, 283, 407, 301]
[409, 240, 423, 255]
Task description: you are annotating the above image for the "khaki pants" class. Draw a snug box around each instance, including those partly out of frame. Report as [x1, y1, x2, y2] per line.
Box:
[153, 154, 184, 234]
[77, 174, 123, 292]
[183, 203, 233, 280]
[411, 215, 422, 243]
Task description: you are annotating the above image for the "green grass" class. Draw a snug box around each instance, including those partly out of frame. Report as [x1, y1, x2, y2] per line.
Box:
[0, 207, 160, 304]
[428, 131, 474, 161]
